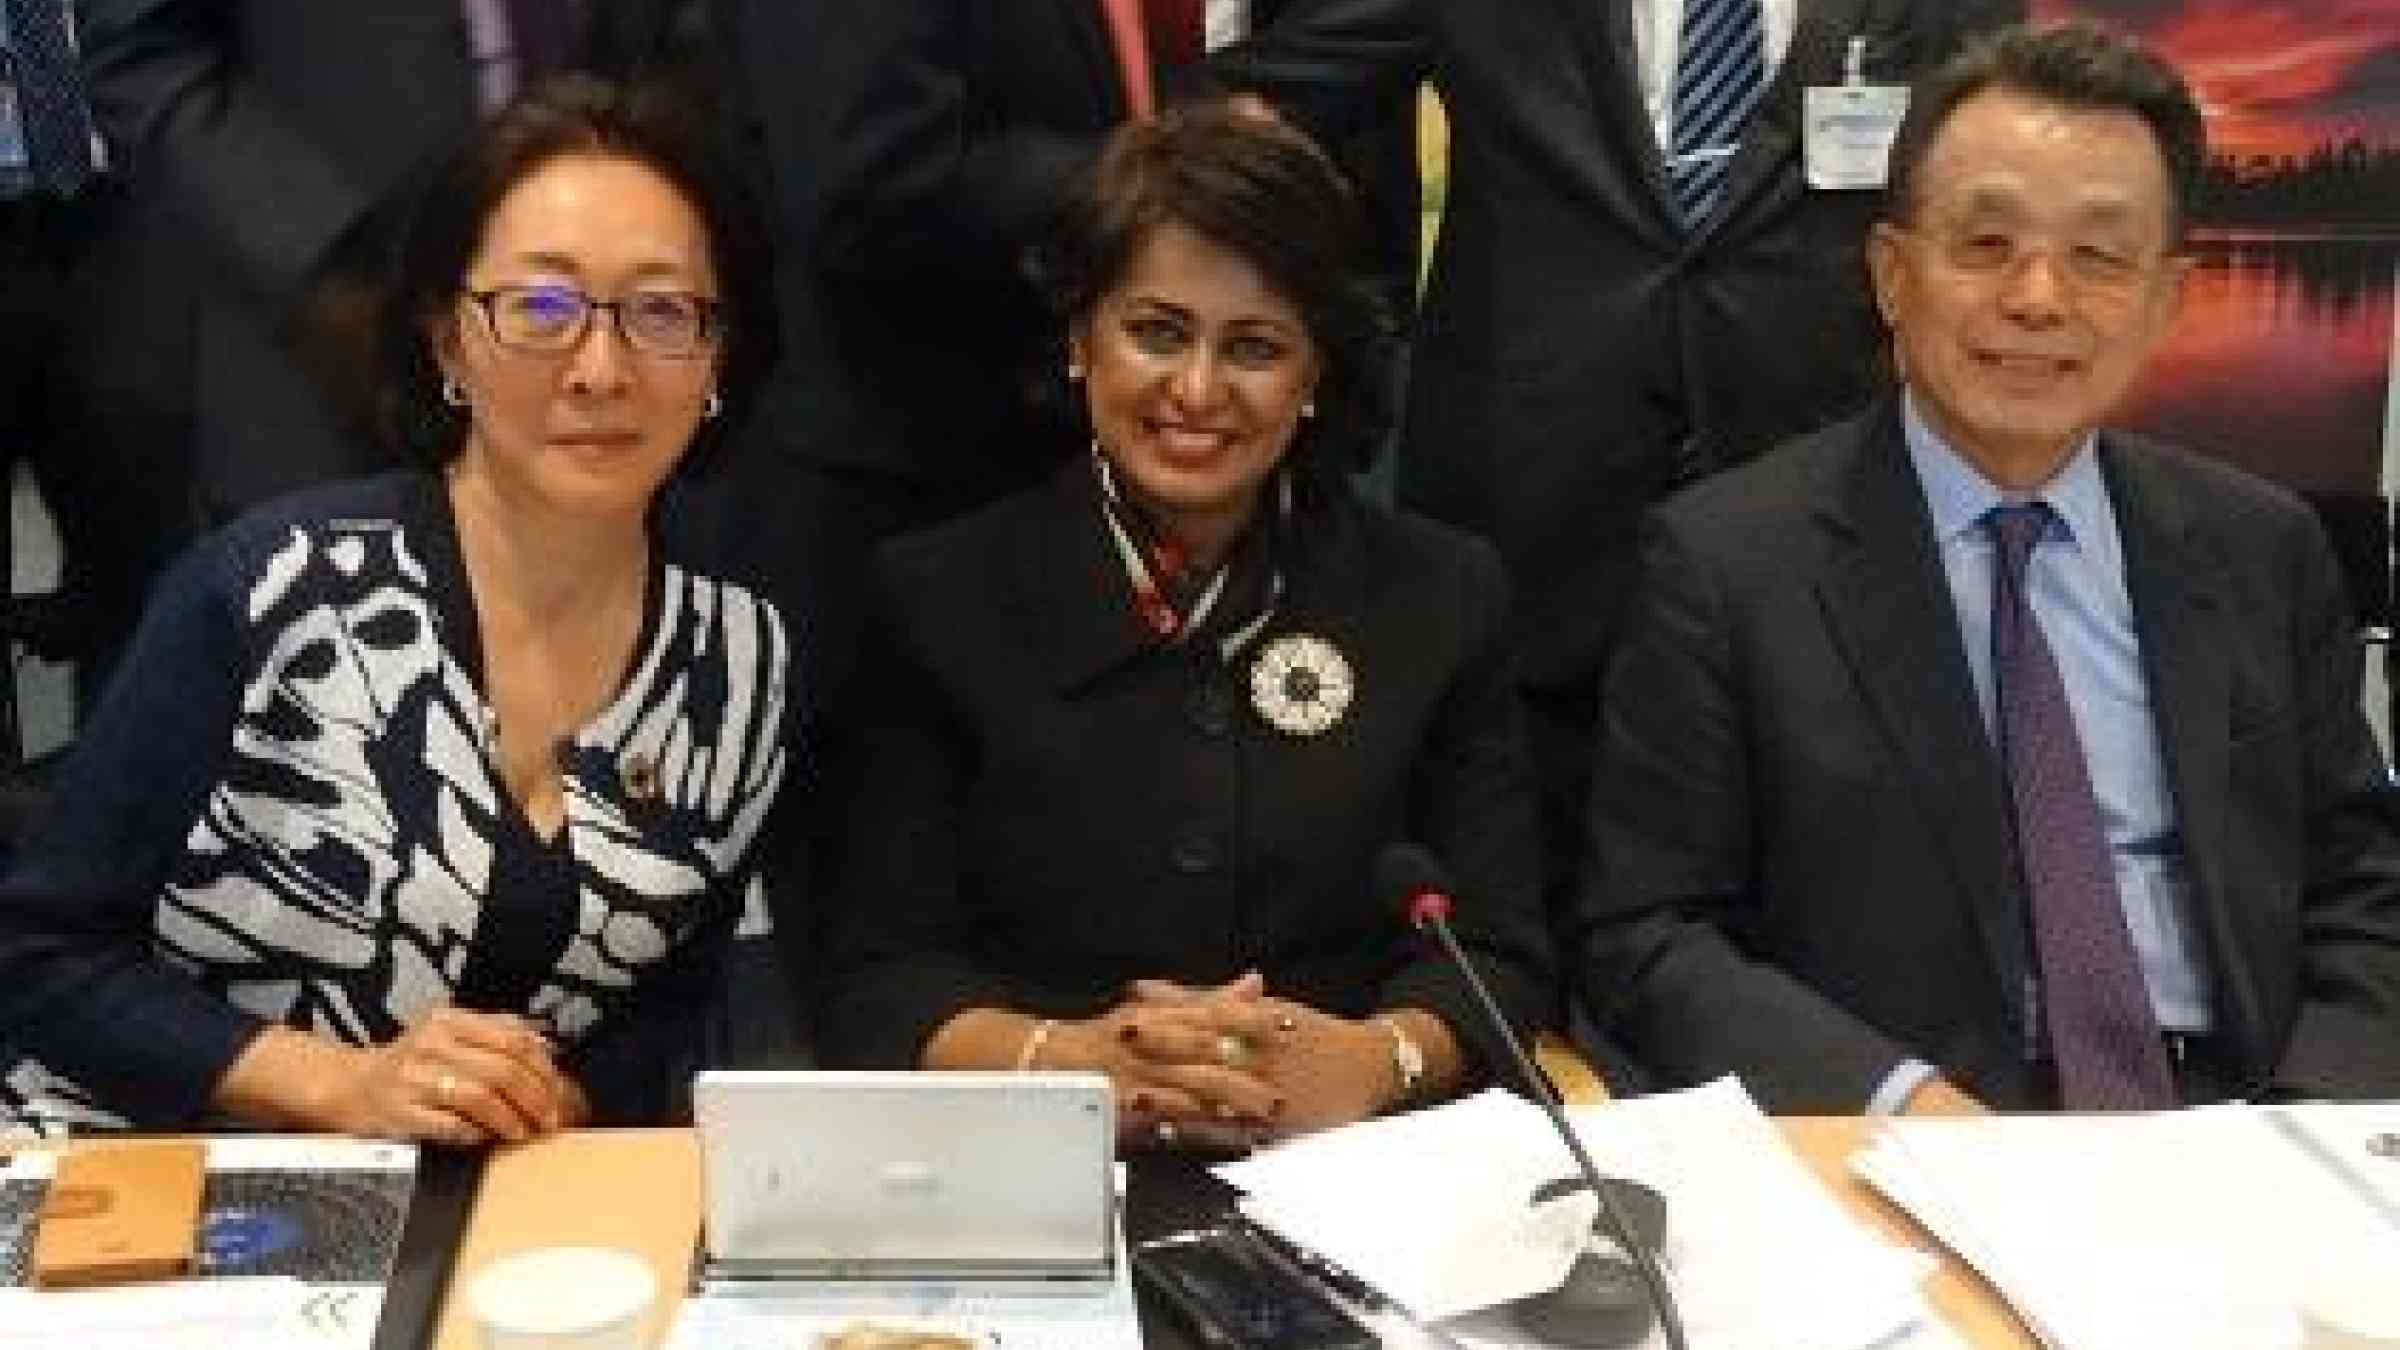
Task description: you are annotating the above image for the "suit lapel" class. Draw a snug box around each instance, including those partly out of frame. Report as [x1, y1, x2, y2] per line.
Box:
[1602, 0, 1679, 225]
[2101, 440, 2260, 1059]
[1812, 406, 2028, 1008]
[1027, 462, 1157, 693]
[1710, 0, 1869, 240]
[1544, 0, 1678, 233]
[1544, 0, 1622, 103]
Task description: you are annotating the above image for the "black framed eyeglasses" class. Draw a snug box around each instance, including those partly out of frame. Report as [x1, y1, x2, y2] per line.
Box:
[465, 283, 725, 358]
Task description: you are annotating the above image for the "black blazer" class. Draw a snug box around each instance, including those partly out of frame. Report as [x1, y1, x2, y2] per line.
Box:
[815, 465, 1555, 1075]
[773, 0, 1422, 509]
[1239, 0, 2014, 686]
[77, 0, 716, 519]
[1578, 404, 2400, 1112]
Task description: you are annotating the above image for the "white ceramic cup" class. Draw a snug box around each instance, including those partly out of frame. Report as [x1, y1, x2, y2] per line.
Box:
[469, 1245, 658, 1350]
[2300, 1261, 2400, 1350]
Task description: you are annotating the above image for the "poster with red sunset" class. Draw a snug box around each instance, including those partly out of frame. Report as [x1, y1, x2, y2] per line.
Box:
[2034, 1, 2400, 611]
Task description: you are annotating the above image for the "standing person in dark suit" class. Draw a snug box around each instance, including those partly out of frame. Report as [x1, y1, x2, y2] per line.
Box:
[816, 106, 1551, 1151]
[1580, 24, 2400, 1114]
[75, 0, 724, 524]
[1389, 0, 2019, 933]
[0, 1, 186, 709]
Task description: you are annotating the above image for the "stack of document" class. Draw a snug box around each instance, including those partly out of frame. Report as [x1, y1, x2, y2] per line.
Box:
[1855, 1105, 2400, 1350]
[1218, 1078, 1949, 1349]
[0, 1136, 414, 1349]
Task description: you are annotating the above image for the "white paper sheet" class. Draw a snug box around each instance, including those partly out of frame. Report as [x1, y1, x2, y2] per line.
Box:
[1, 1135, 415, 1180]
[1219, 1078, 1937, 1349]
[1240, 1181, 1596, 1320]
[0, 1277, 319, 1348]
[0, 1136, 406, 1349]
[1856, 1106, 2400, 1350]
[2267, 1102, 2400, 1228]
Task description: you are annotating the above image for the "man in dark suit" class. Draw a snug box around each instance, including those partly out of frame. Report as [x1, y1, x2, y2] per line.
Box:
[76, 0, 718, 523]
[1580, 23, 2400, 1113]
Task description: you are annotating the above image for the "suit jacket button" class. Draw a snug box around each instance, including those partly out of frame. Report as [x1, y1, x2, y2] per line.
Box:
[1168, 827, 1223, 875]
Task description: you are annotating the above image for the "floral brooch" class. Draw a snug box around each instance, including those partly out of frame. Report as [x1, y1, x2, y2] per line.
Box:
[1249, 633, 1355, 737]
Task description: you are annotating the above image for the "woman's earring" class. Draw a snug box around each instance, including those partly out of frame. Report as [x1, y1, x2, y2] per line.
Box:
[1065, 361, 1086, 381]
[702, 390, 724, 420]
[1300, 400, 1317, 420]
[440, 377, 469, 409]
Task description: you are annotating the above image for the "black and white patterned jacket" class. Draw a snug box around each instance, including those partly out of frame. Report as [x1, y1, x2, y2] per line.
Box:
[0, 472, 791, 1130]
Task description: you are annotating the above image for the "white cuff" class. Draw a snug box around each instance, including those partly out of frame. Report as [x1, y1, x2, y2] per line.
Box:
[1867, 1058, 1941, 1116]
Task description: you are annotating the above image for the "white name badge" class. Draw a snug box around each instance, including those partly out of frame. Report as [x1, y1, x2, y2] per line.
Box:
[1803, 83, 1908, 189]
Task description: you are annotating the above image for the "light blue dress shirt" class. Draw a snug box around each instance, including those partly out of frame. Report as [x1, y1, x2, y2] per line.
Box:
[1868, 396, 2213, 1113]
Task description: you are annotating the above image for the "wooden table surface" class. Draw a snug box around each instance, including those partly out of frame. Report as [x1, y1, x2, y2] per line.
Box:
[433, 1116, 2040, 1349]
[2, 1106, 2036, 1348]
[1779, 1117, 2038, 1349]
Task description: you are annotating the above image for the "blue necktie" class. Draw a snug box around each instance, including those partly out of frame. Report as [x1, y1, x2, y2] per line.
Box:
[1668, 0, 1765, 230]
[3, 0, 93, 196]
[1988, 504, 2177, 1110]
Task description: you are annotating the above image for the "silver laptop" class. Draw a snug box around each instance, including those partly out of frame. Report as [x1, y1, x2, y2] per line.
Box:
[693, 1070, 1117, 1285]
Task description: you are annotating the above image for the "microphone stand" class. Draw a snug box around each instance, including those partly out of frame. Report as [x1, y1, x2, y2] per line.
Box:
[1417, 911, 1691, 1350]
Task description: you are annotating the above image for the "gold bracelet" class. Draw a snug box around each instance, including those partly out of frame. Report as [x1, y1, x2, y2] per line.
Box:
[1014, 1018, 1059, 1072]
[1374, 1014, 1426, 1108]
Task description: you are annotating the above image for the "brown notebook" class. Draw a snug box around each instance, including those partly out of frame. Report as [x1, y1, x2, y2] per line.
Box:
[31, 1140, 207, 1288]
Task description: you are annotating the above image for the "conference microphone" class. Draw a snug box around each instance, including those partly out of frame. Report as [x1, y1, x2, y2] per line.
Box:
[1377, 843, 1687, 1350]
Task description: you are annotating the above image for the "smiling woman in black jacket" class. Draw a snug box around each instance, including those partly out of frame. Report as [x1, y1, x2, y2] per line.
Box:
[815, 104, 1552, 1152]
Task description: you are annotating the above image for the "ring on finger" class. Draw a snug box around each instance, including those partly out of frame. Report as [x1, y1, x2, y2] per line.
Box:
[1216, 1033, 1252, 1069]
[435, 1071, 462, 1104]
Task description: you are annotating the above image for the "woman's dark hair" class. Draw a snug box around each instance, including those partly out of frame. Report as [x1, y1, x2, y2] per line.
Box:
[1032, 101, 1397, 493]
[1883, 21, 2207, 245]
[379, 74, 778, 476]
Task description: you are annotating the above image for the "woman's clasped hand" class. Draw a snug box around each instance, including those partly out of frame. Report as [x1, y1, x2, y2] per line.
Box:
[228, 1008, 595, 1145]
[324, 1010, 593, 1145]
[1040, 973, 1406, 1150]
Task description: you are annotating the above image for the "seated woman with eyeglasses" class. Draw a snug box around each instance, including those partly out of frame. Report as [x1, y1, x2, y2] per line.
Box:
[815, 105, 1553, 1150]
[0, 77, 789, 1141]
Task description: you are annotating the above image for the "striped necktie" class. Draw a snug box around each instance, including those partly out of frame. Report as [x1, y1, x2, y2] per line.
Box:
[1988, 503, 2178, 1110]
[3, 0, 93, 196]
[1668, 0, 1765, 231]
